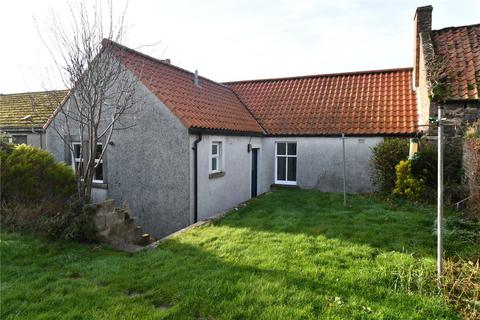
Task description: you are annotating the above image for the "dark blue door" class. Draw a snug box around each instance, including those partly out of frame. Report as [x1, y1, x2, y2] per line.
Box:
[251, 148, 258, 197]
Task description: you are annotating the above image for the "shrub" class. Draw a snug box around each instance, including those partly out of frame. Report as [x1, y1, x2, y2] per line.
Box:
[1, 198, 98, 243]
[44, 198, 98, 243]
[393, 160, 426, 202]
[410, 139, 465, 204]
[371, 138, 409, 195]
[1, 144, 76, 205]
[464, 137, 480, 216]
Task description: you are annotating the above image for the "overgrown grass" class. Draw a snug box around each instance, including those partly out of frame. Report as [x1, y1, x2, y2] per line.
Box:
[1, 189, 479, 319]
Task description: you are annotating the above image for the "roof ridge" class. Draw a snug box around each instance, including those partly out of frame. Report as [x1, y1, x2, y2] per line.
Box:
[222, 67, 413, 85]
[0, 89, 68, 96]
[432, 22, 480, 33]
[102, 39, 228, 89]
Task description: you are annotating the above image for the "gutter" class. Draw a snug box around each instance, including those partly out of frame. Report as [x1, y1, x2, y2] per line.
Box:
[192, 134, 202, 223]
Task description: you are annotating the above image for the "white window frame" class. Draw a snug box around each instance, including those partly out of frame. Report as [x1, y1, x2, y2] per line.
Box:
[92, 143, 104, 184]
[274, 141, 297, 185]
[210, 141, 223, 173]
[71, 142, 104, 184]
[71, 142, 82, 177]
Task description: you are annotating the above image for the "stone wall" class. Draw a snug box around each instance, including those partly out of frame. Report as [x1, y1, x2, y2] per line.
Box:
[427, 101, 480, 137]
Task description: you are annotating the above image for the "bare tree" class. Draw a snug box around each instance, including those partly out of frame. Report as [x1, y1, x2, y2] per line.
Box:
[38, 1, 143, 201]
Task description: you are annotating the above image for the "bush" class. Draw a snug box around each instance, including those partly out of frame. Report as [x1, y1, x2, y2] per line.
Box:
[1, 144, 76, 205]
[393, 160, 426, 202]
[1, 198, 98, 243]
[371, 138, 409, 194]
[464, 137, 480, 216]
[43, 198, 98, 242]
[410, 139, 465, 204]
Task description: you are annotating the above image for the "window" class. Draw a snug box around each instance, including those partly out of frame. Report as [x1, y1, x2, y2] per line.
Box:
[210, 141, 222, 173]
[12, 135, 27, 145]
[71, 142, 104, 183]
[93, 143, 104, 183]
[72, 142, 83, 176]
[275, 142, 297, 185]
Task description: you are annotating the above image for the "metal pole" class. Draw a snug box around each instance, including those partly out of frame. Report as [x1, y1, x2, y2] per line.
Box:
[437, 105, 444, 289]
[342, 133, 347, 207]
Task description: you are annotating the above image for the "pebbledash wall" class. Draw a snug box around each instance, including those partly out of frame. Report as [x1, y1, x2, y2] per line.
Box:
[189, 134, 382, 222]
[190, 134, 266, 221]
[261, 137, 382, 193]
[46, 77, 192, 238]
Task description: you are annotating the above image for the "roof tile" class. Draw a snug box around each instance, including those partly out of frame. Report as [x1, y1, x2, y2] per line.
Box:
[225, 69, 417, 135]
[0, 90, 68, 129]
[431, 24, 480, 100]
[105, 40, 263, 134]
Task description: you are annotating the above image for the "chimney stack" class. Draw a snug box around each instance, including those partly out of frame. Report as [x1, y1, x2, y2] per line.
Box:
[413, 5, 433, 87]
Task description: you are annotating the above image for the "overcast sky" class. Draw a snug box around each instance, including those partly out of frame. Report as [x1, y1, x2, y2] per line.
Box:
[1, 0, 479, 93]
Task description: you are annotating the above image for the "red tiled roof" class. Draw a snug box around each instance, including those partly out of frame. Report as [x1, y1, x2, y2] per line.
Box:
[225, 68, 418, 135]
[431, 24, 480, 100]
[104, 40, 263, 134]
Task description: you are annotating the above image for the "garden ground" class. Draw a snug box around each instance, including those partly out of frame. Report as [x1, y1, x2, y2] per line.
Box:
[1, 189, 479, 319]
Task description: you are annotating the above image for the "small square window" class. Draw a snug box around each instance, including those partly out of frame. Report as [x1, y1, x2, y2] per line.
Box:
[12, 135, 27, 145]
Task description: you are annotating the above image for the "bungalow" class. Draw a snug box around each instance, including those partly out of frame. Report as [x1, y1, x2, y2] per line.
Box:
[44, 5, 478, 238]
[45, 40, 416, 237]
[0, 90, 68, 147]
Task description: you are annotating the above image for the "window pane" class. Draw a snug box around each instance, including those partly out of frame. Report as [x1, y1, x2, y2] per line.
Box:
[276, 143, 286, 155]
[12, 135, 27, 144]
[94, 163, 103, 181]
[96, 144, 102, 159]
[287, 143, 297, 155]
[212, 157, 217, 171]
[212, 144, 218, 155]
[74, 144, 81, 158]
[277, 156, 286, 180]
[287, 157, 297, 181]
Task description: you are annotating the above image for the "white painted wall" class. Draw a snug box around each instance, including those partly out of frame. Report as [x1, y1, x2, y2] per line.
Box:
[191, 134, 265, 221]
[261, 136, 383, 193]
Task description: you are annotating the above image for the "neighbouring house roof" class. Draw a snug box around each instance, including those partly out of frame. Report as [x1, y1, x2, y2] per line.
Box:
[431, 24, 480, 100]
[104, 40, 264, 134]
[224, 68, 417, 135]
[0, 90, 69, 129]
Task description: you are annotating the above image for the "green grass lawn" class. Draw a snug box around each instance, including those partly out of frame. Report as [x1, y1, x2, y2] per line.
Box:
[1, 189, 478, 319]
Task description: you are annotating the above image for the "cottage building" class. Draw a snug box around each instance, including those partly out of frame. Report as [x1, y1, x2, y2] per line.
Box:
[45, 40, 417, 237]
[0, 90, 68, 147]
[44, 5, 478, 237]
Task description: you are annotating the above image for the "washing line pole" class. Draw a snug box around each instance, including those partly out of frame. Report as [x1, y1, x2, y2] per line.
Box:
[437, 105, 444, 289]
[342, 133, 347, 207]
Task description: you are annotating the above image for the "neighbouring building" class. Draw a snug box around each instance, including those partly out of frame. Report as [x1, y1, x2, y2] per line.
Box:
[0, 90, 68, 147]
[44, 5, 478, 237]
[413, 5, 480, 136]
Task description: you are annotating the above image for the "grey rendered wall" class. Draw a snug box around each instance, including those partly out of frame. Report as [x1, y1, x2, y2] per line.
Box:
[261, 137, 383, 193]
[191, 134, 265, 221]
[46, 75, 191, 238]
[4, 130, 46, 148]
[106, 83, 191, 238]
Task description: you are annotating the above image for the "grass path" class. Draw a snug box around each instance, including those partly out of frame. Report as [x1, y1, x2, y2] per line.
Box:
[1, 189, 478, 319]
